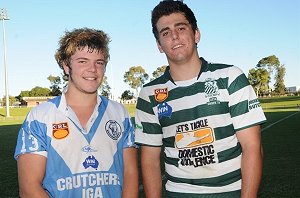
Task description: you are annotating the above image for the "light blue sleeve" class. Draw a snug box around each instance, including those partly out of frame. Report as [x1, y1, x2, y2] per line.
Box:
[122, 117, 138, 149]
[14, 111, 48, 159]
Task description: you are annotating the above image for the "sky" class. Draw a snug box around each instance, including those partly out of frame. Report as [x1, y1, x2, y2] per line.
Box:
[0, 0, 299, 99]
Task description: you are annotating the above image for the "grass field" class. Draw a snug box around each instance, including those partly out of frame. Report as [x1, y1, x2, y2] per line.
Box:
[0, 96, 299, 197]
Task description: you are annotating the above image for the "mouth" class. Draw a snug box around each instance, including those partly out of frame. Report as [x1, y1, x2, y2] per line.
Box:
[172, 44, 184, 50]
[83, 77, 97, 81]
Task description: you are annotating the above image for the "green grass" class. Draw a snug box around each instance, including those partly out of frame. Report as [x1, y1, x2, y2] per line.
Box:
[124, 103, 136, 117]
[259, 111, 300, 197]
[0, 124, 21, 197]
[260, 96, 300, 112]
[0, 107, 31, 126]
[0, 96, 299, 197]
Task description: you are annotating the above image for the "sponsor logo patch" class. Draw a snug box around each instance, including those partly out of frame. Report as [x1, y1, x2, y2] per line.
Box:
[157, 102, 172, 119]
[52, 122, 69, 139]
[175, 127, 214, 149]
[154, 88, 168, 102]
[81, 145, 98, 153]
[83, 155, 99, 169]
[105, 120, 122, 140]
[248, 99, 261, 110]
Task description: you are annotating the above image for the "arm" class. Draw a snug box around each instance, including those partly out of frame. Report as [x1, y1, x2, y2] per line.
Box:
[122, 147, 139, 198]
[141, 146, 162, 198]
[17, 153, 49, 198]
[236, 125, 263, 198]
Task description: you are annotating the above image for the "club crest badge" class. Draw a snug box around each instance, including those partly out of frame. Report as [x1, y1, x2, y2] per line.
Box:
[52, 122, 69, 139]
[105, 120, 122, 140]
[154, 88, 168, 102]
[204, 78, 219, 97]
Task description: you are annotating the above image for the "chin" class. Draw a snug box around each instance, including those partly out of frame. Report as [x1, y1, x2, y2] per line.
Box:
[80, 88, 98, 95]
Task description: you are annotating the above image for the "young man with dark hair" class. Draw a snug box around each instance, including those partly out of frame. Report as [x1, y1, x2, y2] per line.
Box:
[135, 1, 266, 197]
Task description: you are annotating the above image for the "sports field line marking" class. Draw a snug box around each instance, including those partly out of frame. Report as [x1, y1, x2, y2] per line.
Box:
[262, 109, 300, 132]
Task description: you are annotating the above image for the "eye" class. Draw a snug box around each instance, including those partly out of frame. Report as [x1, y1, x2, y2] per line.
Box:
[78, 60, 87, 64]
[178, 26, 186, 31]
[162, 30, 169, 37]
[96, 61, 105, 67]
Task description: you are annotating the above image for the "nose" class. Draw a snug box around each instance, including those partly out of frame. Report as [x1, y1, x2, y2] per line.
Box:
[88, 62, 97, 72]
[171, 29, 179, 40]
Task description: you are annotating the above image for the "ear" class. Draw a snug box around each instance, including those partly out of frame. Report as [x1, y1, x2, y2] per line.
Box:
[195, 28, 201, 44]
[156, 40, 164, 53]
[62, 62, 70, 75]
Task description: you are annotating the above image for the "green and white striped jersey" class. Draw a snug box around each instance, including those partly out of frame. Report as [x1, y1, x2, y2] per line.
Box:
[135, 57, 266, 197]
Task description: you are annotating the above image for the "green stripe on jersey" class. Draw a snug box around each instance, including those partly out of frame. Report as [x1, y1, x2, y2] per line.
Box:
[165, 169, 241, 187]
[217, 143, 242, 163]
[214, 124, 235, 140]
[230, 100, 249, 117]
[228, 73, 249, 95]
[136, 97, 154, 115]
[142, 122, 162, 134]
[166, 190, 240, 198]
[159, 102, 229, 127]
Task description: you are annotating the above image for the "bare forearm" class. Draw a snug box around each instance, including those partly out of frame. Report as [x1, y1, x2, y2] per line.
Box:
[240, 148, 263, 198]
[18, 154, 49, 198]
[19, 186, 50, 198]
[141, 146, 162, 198]
[122, 174, 139, 198]
[122, 148, 139, 198]
[142, 161, 162, 197]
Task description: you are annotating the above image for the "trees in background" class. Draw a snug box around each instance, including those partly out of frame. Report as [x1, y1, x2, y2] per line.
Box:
[47, 75, 62, 96]
[10, 55, 290, 103]
[273, 64, 286, 95]
[99, 76, 111, 98]
[123, 66, 149, 96]
[248, 67, 270, 96]
[121, 90, 134, 101]
[249, 55, 286, 96]
[151, 65, 167, 81]
[19, 86, 51, 97]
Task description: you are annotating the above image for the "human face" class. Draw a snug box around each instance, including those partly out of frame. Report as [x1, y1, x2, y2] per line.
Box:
[156, 13, 200, 64]
[63, 47, 106, 95]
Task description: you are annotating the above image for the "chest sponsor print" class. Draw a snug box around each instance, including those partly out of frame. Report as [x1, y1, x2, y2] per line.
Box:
[175, 127, 214, 149]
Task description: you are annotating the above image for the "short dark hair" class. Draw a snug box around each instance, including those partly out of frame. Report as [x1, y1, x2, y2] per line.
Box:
[151, 0, 198, 40]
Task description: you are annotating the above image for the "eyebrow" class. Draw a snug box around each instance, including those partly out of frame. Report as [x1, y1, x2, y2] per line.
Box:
[159, 22, 189, 34]
[74, 57, 105, 62]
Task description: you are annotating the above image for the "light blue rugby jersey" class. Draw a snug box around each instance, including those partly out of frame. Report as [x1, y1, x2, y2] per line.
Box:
[14, 93, 136, 198]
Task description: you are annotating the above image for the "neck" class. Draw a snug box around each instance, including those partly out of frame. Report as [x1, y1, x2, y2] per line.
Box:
[65, 88, 98, 108]
[65, 90, 98, 129]
[169, 55, 202, 81]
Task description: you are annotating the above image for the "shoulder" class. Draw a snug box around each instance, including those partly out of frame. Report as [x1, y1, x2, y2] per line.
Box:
[145, 75, 168, 88]
[204, 60, 245, 77]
